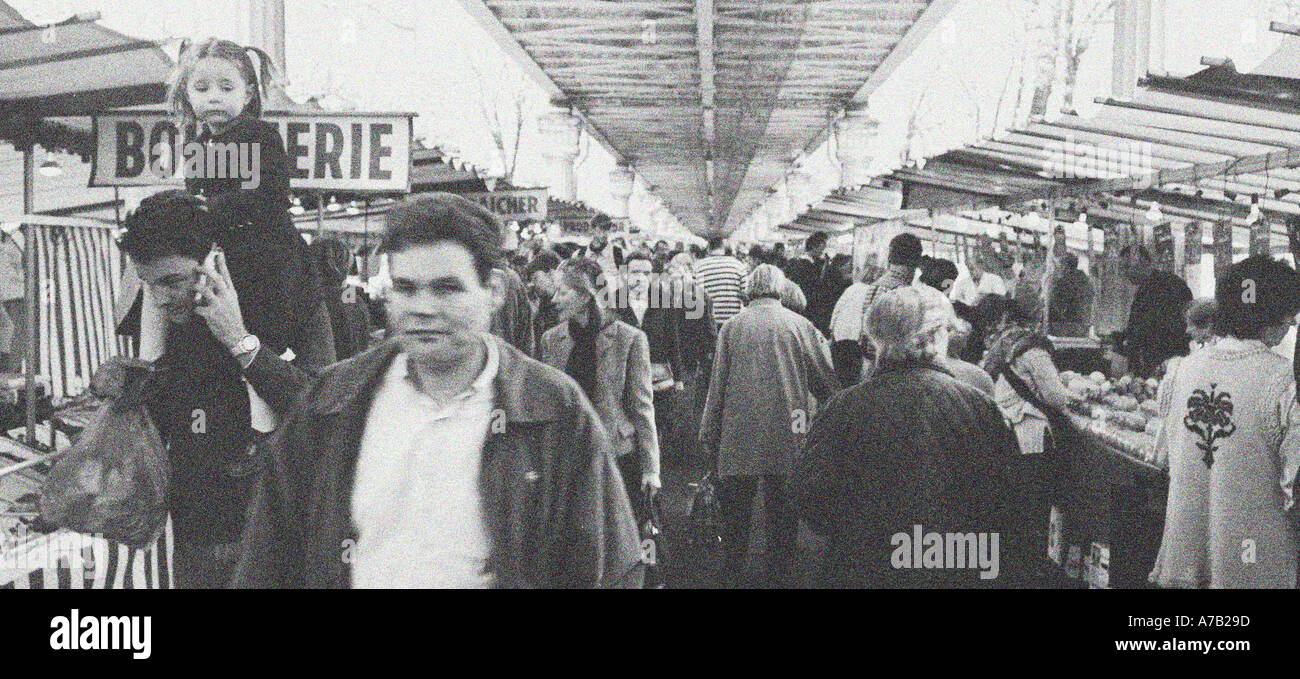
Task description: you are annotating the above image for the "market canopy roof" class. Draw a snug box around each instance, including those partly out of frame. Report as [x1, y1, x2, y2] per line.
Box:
[782, 182, 927, 234]
[458, 0, 959, 236]
[0, 4, 171, 122]
[885, 60, 1300, 240]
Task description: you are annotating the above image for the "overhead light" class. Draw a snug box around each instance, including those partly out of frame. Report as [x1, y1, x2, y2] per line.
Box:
[345, 201, 361, 216]
[1247, 203, 1262, 224]
[1074, 212, 1088, 227]
[38, 158, 63, 177]
[1145, 201, 1163, 222]
[289, 196, 305, 216]
[326, 196, 342, 213]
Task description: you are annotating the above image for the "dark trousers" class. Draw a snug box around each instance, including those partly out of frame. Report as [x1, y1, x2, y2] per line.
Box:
[830, 339, 862, 387]
[174, 539, 240, 589]
[717, 474, 796, 587]
[652, 389, 677, 460]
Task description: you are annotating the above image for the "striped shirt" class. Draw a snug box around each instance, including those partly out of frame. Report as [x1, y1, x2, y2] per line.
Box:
[693, 255, 748, 325]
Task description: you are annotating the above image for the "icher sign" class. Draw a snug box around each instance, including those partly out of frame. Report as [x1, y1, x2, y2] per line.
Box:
[91, 110, 414, 192]
[463, 189, 549, 222]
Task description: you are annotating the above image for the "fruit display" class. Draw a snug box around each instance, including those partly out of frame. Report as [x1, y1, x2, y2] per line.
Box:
[1058, 369, 1165, 469]
[1084, 419, 1156, 462]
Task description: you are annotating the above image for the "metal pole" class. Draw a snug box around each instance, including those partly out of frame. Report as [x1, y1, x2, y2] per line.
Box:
[22, 147, 36, 444]
[316, 190, 324, 238]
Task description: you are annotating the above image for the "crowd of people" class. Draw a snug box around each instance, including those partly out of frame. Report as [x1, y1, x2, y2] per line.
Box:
[64, 36, 1300, 590]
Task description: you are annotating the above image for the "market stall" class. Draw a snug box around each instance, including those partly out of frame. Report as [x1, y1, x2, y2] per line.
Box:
[842, 54, 1300, 587]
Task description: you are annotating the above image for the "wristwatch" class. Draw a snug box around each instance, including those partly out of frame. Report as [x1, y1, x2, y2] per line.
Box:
[230, 334, 260, 357]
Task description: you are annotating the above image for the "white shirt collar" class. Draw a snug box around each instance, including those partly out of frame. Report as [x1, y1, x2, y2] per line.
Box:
[1214, 336, 1268, 352]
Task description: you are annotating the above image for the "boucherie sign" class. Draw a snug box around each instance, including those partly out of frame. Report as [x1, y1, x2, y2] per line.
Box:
[463, 189, 548, 222]
[90, 110, 414, 192]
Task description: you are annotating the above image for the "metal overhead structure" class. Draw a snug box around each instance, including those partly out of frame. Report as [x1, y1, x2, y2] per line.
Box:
[456, 0, 959, 235]
[884, 59, 1300, 244]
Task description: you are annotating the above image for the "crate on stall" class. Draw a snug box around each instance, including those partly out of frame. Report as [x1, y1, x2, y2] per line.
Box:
[1047, 505, 1063, 565]
[1065, 544, 1083, 580]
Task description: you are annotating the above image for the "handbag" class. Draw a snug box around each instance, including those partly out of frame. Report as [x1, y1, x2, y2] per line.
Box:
[684, 471, 722, 547]
[638, 493, 667, 588]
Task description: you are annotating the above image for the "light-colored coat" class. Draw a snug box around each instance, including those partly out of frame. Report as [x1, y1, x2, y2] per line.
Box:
[700, 298, 839, 477]
[1150, 338, 1300, 589]
[539, 315, 660, 479]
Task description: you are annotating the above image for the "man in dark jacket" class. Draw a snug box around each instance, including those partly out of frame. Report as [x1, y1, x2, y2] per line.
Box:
[1117, 244, 1192, 377]
[119, 190, 337, 588]
[1047, 253, 1094, 337]
[490, 265, 535, 357]
[523, 248, 563, 342]
[233, 193, 642, 588]
[785, 231, 828, 312]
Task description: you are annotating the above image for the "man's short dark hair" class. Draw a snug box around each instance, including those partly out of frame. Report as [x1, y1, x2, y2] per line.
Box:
[888, 232, 924, 269]
[380, 192, 503, 284]
[805, 232, 828, 250]
[707, 236, 724, 251]
[1060, 252, 1079, 270]
[625, 248, 653, 266]
[748, 244, 766, 262]
[1215, 255, 1300, 339]
[1120, 243, 1152, 263]
[523, 249, 562, 279]
[119, 189, 213, 265]
[920, 257, 959, 291]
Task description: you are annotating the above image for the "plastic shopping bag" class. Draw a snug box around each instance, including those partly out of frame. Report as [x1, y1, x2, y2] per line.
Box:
[38, 358, 170, 548]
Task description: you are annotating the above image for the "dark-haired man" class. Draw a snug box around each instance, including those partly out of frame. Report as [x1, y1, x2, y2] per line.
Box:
[234, 192, 643, 588]
[1116, 244, 1192, 377]
[118, 189, 337, 588]
[1047, 253, 1094, 338]
[828, 233, 922, 386]
[786, 232, 828, 307]
[523, 248, 564, 341]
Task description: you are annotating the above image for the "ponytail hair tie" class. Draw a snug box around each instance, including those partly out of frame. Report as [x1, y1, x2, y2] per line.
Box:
[243, 46, 278, 98]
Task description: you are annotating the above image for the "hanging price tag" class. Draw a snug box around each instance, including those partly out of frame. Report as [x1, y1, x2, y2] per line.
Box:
[1183, 221, 1203, 270]
[1152, 221, 1175, 272]
[1250, 218, 1271, 257]
[1213, 220, 1234, 283]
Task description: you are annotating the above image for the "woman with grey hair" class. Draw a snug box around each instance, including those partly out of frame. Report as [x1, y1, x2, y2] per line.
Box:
[779, 277, 808, 314]
[791, 285, 1025, 588]
[699, 263, 839, 587]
